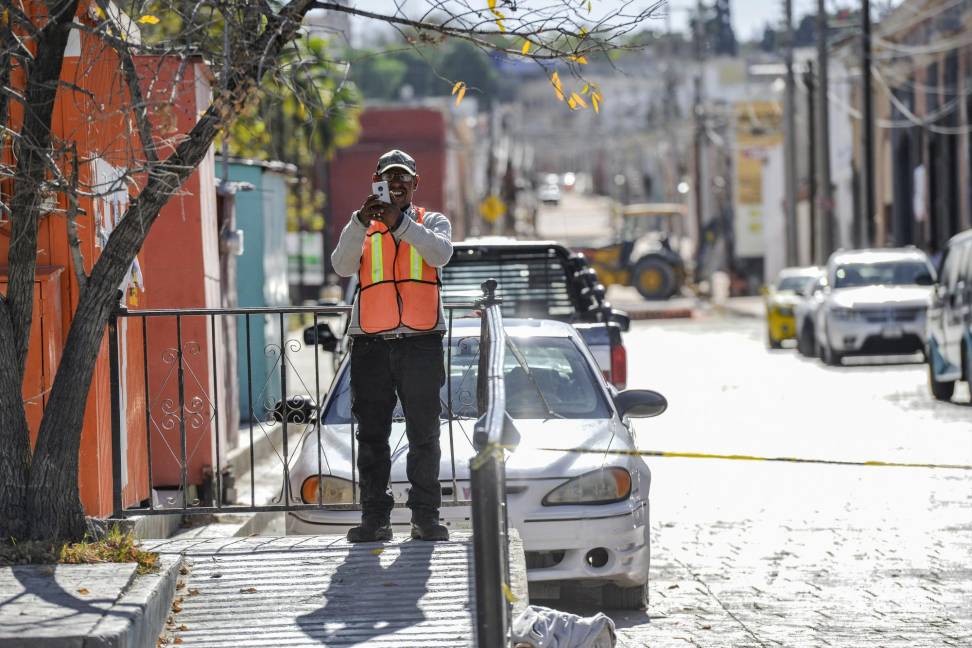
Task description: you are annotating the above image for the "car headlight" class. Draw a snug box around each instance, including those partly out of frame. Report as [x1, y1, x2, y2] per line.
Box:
[301, 475, 354, 504]
[831, 307, 857, 321]
[542, 467, 631, 506]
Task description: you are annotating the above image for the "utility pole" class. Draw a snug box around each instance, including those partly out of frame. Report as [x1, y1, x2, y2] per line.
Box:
[692, 0, 707, 280]
[860, 0, 875, 248]
[815, 0, 834, 263]
[805, 61, 817, 264]
[783, 0, 798, 266]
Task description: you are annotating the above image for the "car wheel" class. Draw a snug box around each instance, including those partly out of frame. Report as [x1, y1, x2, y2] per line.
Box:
[602, 582, 649, 610]
[632, 257, 677, 300]
[929, 362, 955, 401]
[797, 321, 815, 357]
[767, 330, 783, 350]
[823, 343, 842, 366]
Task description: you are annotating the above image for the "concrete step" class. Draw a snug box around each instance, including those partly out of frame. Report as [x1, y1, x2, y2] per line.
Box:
[144, 532, 526, 647]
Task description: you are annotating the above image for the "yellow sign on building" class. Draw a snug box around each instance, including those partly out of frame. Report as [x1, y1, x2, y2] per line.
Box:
[733, 101, 783, 258]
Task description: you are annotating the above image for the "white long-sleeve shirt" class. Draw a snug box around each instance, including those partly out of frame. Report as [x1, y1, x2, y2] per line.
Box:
[331, 205, 453, 336]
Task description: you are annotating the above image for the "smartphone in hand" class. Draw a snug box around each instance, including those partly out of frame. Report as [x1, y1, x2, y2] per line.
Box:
[372, 180, 391, 204]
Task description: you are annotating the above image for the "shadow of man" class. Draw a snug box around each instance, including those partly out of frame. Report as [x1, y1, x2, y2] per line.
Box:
[296, 541, 435, 646]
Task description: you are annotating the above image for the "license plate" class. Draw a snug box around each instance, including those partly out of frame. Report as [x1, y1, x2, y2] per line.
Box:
[882, 326, 903, 338]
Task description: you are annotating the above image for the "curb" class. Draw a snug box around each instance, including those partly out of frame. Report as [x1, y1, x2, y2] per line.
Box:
[508, 528, 530, 620]
[626, 307, 696, 321]
[63, 556, 181, 648]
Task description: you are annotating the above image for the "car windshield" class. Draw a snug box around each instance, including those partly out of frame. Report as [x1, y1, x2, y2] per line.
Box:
[833, 261, 933, 288]
[322, 335, 611, 423]
[777, 276, 812, 292]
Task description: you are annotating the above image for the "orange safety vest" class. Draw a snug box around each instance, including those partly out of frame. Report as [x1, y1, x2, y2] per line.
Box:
[358, 207, 441, 334]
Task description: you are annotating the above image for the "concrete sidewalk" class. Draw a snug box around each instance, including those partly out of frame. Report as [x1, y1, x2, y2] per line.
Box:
[0, 556, 182, 648]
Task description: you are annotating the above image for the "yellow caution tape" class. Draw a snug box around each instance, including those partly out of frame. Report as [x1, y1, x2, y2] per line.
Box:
[538, 447, 972, 471]
[501, 582, 519, 604]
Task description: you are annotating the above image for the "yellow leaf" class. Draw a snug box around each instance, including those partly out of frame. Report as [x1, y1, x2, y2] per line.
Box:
[94, 6, 105, 18]
[492, 10, 507, 32]
[370, 547, 384, 555]
[137, 15, 160, 25]
[550, 72, 564, 101]
[570, 92, 588, 109]
[586, 0, 592, 12]
[488, 0, 496, 8]
[501, 582, 520, 604]
[569, 55, 588, 65]
[568, 97, 577, 110]
[451, 81, 464, 96]
[521, 40, 531, 56]
[592, 94, 600, 113]
[455, 84, 467, 106]
[581, 84, 590, 94]
[580, 26, 588, 38]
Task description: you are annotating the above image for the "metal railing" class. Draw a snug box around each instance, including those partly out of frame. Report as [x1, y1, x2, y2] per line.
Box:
[108, 280, 516, 643]
[469, 279, 518, 646]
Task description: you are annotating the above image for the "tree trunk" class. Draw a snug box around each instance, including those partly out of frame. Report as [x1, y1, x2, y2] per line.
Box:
[0, 300, 31, 540]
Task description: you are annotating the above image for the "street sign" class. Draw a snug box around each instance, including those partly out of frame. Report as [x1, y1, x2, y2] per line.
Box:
[479, 195, 506, 223]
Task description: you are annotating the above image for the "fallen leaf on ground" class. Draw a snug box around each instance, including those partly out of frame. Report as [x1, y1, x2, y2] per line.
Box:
[171, 602, 183, 613]
[178, 624, 189, 631]
[240, 587, 258, 594]
[188, 588, 200, 596]
[77, 588, 90, 595]
[370, 548, 384, 555]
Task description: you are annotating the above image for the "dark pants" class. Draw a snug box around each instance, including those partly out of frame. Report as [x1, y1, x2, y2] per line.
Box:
[350, 333, 445, 522]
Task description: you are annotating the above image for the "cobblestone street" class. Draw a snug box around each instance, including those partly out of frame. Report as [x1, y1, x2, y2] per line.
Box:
[557, 315, 972, 646]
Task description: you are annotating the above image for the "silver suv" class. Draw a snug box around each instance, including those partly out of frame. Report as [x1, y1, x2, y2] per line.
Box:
[814, 248, 936, 366]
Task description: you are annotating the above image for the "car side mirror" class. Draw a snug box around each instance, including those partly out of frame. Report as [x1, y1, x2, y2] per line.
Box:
[614, 389, 667, 418]
[610, 309, 631, 332]
[303, 322, 339, 352]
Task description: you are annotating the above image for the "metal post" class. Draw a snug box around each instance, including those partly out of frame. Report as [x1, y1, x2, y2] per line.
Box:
[783, 0, 799, 265]
[816, 0, 835, 261]
[692, 0, 708, 281]
[471, 278, 509, 647]
[109, 305, 123, 518]
[805, 62, 818, 264]
[175, 315, 189, 505]
[860, 0, 875, 248]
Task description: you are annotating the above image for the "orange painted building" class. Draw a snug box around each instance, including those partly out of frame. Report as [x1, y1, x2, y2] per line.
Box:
[0, 2, 223, 516]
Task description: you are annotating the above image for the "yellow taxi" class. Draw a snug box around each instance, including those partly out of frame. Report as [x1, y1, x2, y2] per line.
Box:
[765, 266, 820, 349]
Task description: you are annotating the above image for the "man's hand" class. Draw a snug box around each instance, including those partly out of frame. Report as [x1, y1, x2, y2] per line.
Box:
[357, 195, 401, 229]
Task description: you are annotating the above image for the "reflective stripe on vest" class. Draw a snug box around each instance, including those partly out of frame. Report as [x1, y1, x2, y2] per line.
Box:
[357, 207, 440, 334]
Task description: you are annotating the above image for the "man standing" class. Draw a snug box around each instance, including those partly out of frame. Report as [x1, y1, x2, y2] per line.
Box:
[331, 150, 453, 543]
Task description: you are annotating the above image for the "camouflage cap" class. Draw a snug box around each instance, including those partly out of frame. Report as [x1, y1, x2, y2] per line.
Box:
[376, 149, 417, 175]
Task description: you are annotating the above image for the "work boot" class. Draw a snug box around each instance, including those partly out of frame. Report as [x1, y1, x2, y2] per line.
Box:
[410, 511, 449, 541]
[347, 515, 392, 543]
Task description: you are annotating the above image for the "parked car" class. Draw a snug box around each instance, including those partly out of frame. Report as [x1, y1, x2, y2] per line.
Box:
[926, 230, 972, 400]
[537, 182, 562, 205]
[764, 266, 820, 349]
[814, 248, 936, 366]
[443, 239, 630, 389]
[793, 269, 827, 357]
[286, 318, 667, 609]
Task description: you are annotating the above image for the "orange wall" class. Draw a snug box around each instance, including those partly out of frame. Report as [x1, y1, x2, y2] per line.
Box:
[0, 3, 219, 516]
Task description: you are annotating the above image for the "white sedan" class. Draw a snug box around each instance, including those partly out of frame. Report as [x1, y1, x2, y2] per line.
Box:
[284, 318, 667, 609]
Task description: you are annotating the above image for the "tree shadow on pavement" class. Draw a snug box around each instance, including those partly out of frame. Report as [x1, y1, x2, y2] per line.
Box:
[296, 541, 434, 646]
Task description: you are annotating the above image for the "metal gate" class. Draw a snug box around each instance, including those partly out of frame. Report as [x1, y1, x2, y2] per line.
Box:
[108, 280, 515, 644]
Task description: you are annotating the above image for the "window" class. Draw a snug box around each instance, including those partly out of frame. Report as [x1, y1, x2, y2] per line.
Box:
[833, 260, 935, 289]
[322, 335, 611, 424]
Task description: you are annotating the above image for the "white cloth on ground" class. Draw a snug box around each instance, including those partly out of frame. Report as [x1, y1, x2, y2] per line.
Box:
[511, 605, 616, 648]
